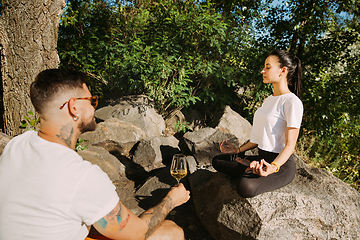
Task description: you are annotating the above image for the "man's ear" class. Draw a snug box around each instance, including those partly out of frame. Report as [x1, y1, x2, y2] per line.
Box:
[67, 97, 78, 118]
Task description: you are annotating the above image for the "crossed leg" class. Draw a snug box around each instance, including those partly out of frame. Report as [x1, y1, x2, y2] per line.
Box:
[147, 220, 185, 240]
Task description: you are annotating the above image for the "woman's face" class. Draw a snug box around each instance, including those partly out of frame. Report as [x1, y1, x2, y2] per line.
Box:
[261, 55, 283, 84]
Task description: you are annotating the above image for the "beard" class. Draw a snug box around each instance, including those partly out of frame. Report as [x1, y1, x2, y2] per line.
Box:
[78, 116, 97, 133]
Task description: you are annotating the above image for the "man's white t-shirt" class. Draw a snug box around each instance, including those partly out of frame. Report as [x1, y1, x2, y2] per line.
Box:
[0, 131, 119, 240]
[250, 93, 303, 153]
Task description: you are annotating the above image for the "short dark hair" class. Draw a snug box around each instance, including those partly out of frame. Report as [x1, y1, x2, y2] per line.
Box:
[30, 69, 88, 114]
[269, 50, 302, 99]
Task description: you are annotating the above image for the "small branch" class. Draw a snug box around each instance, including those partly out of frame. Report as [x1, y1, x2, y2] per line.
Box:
[86, 72, 108, 85]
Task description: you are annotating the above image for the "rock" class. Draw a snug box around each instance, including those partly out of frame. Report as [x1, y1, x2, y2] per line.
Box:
[114, 175, 144, 216]
[79, 118, 145, 156]
[0, 132, 11, 155]
[216, 105, 252, 145]
[132, 135, 181, 172]
[135, 168, 174, 209]
[78, 145, 126, 182]
[189, 154, 360, 240]
[94, 95, 165, 138]
[183, 128, 239, 166]
[186, 155, 197, 174]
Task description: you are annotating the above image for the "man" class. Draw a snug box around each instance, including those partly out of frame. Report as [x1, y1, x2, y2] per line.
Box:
[0, 69, 190, 240]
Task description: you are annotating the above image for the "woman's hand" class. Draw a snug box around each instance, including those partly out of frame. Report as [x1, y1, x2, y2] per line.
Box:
[219, 140, 239, 154]
[249, 159, 278, 176]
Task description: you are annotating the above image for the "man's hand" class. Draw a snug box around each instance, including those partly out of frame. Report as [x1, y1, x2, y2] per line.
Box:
[166, 183, 190, 208]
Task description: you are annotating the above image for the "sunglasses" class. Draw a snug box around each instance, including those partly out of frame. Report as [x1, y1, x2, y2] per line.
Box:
[59, 96, 99, 110]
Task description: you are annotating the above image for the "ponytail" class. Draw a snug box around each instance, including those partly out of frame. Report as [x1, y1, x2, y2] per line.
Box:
[292, 56, 302, 99]
[269, 50, 302, 99]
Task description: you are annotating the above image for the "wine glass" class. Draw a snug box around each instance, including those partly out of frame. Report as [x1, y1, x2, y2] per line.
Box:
[170, 154, 188, 185]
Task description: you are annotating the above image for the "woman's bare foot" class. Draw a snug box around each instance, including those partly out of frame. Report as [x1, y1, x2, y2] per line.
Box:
[245, 167, 252, 172]
[235, 158, 251, 166]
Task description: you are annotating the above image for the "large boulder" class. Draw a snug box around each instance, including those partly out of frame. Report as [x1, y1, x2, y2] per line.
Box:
[189, 154, 360, 240]
[215, 105, 252, 145]
[183, 128, 240, 166]
[132, 135, 181, 172]
[183, 107, 256, 167]
[94, 95, 165, 138]
[80, 118, 145, 156]
[78, 145, 126, 182]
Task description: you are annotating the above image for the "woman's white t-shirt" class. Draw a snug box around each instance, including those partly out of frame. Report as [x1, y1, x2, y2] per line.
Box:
[250, 92, 303, 153]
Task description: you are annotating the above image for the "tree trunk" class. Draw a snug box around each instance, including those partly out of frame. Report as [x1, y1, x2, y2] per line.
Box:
[0, 0, 65, 137]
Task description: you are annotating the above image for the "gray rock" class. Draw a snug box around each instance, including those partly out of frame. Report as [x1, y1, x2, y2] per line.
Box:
[78, 145, 125, 182]
[189, 154, 360, 240]
[132, 135, 181, 172]
[135, 168, 173, 209]
[114, 175, 144, 216]
[216, 105, 252, 145]
[183, 128, 239, 166]
[79, 118, 145, 156]
[94, 95, 165, 138]
[186, 155, 197, 174]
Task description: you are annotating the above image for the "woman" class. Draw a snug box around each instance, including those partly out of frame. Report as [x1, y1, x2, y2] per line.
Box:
[212, 50, 303, 198]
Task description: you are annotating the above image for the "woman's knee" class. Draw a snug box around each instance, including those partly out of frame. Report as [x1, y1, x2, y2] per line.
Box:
[237, 179, 257, 198]
[212, 156, 221, 169]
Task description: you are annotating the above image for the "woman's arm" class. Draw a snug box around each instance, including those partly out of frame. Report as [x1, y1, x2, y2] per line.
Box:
[252, 127, 300, 176]
[239, 141, 258, 153]
[273, 127, 300, 166]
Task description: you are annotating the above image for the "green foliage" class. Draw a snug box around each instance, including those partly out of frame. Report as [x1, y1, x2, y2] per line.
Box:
[20, 111, 40, 131]
[0, 0, 5, 16]
[299, 26, 360, 190]
[75, 138, 89, 152]
[58, 0, 251, 117]
[174, 121, 190, 133]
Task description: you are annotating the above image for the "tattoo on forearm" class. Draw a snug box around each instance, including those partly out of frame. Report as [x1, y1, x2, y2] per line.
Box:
[56, 122, 74, 147]
[141, 196, 174, 239]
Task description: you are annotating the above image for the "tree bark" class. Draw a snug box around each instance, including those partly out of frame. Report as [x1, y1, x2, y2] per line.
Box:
[0, 0, 65, 137]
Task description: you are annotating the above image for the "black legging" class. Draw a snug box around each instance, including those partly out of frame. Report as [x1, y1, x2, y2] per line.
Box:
[212, 148, 296, 198]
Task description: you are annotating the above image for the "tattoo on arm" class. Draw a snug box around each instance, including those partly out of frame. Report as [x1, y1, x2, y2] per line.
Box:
[140, 196, 174, 239]
[96, 203, 131, 232]
[56, 122, 74, 147]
